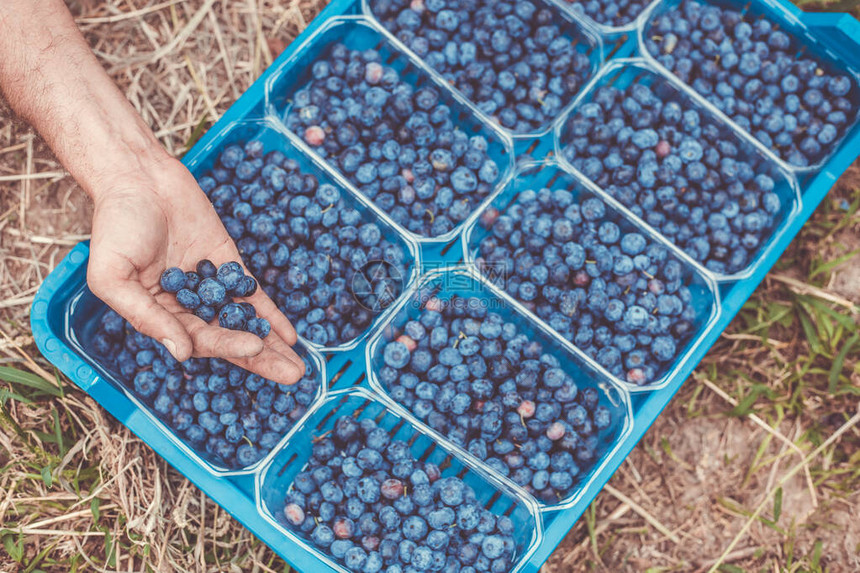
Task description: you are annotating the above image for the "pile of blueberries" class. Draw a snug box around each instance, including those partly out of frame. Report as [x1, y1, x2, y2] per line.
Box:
[197, 140, 410, 347]
[645, 0, 857, 167]
[160, 260, 271, 338]
[282, 415, 518, 572]
[565, 0, 654, 29]
[281, 42, 502, 238]
[561, 77, 784, 275]
[370, 0, 594, 133]
[91, 310, 320, 468]
[475, 190, 701, 385]
[377, 294, 613, 501]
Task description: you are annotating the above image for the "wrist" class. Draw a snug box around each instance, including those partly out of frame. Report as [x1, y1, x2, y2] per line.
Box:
[81, 125, 172, 202]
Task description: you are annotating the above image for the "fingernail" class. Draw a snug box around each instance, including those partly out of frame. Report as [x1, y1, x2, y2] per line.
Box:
[162, 338, 179, 359]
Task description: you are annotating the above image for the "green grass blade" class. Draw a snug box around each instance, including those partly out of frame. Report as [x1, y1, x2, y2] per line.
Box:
[829, 332, 859, 394]
[810, 249, 860, 279]
[181, 114, 211, 157]
[0, 366, 62, 397]
[773, 487, 782, 522]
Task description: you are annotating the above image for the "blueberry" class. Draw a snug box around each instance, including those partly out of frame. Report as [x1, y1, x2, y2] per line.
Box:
[218, 303, 248, 331]
[176, 289, 201, 310]
[383, 341, 411, 369]
[403, 515, 428, 541]
[246, 317, 271, 338]
[160, 267, 186, 293]
[216, 261, 244, 290]
[133, 370, 159, 397]
[197, 278, 227, 307]
[195, 305, 216, 323]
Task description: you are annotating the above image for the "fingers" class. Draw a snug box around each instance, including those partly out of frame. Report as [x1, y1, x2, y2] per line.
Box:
[175, 313, 266, 358]
[88, 260, 194, 362]
[262, 329, 307, 383]
[227, 345, 306, 386]
[238, 272, 298, 346]
[204, 244, 298, 346]
[175, 312, 306, 385]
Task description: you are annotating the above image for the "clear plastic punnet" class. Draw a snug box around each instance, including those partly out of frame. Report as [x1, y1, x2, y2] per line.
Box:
[257, 387, 543, 572]
[364, 267, 633, 508]
[183, 119, 422, 352]
[363, 0, 605, 141]
[263, 16, 515, 245]
[462, 159, 721, 391]
[554, 58, 802, 283]
[66, 288, 326, 475]
[640, 0, 860, 174]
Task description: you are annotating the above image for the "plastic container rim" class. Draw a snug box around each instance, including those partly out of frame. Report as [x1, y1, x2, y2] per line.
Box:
[553, 0, 668, 39]
[254, 384, 546, 573]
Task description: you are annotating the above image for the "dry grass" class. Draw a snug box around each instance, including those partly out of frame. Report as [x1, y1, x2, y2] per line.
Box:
[1, 1, 859, 572]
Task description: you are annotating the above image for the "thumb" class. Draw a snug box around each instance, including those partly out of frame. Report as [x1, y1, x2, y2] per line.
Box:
[87, 260, 193, 362]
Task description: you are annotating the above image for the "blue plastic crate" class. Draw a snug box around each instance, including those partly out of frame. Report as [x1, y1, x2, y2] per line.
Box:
[30, 0, 860, 570]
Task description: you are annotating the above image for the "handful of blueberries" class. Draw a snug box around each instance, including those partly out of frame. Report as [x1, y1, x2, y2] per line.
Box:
[645, 0, 856, 167]
[561, 76, 783, 275]
[282, 415, 518, 572]
[377, 294, 613, 501]
[91, 310, 320, 469]
[197, 140, 410, 347]
[160, 260, 271, 338]
[370, 0, 594, 133]
[282, 42, 501, 238]
[476, 189, 700, 385]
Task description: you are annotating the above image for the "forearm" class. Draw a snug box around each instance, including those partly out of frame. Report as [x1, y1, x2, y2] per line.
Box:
[0, 0, 168, 199]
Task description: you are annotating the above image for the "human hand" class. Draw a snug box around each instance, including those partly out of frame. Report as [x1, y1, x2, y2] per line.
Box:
[0, 0, 304, 384]
[86, 154, 306, 385]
